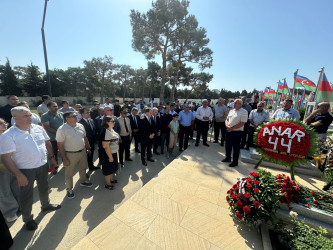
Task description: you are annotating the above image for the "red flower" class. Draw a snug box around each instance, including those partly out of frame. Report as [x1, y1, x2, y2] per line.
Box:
[245, 184, 252, 188]
[231, 193, 236, 199]
[313, 200, 319, 204]
[330, 193, 333, 196]
[226, 196, 229, 201]
[232, 184, 237, 188]
[244, 193, 251, 199]
[253, 201, 260, 208]
[236, 195, 240, 201]
[235, 187, 239, 191]
[243, 206, 251, 214]
[320, 195, 324, 199]
[311, 190, 315, 195]
[235, 213, 242, 220]
[306, 204, 309, 208]
[229, 202, 233, 207]
[236, 201, 243, 209]
[246, 177, 253, 183]
[254, 180, 260, 185]
[250, 172, 259, 178]
[254, 188, 260, 193]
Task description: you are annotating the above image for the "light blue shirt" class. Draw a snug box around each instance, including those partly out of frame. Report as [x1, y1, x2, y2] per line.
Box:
[272, 108, 300, 120]
[178, 110, 194, 126]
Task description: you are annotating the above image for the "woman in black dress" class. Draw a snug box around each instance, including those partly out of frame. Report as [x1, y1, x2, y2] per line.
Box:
[98, 116, 120, 190]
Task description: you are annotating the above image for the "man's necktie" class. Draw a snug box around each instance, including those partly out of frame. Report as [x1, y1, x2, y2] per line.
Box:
[124, 118, 129, 133]
[88, 119, 93, 130]
[133, 115, 137, 127]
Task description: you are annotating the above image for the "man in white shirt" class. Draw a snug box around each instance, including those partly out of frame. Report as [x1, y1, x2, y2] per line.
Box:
[195, 99, 214, 147]
[0, 107, 61, 231]
[37, 95, 51, 117]
[102, 97, 114, 109]
[222, 99, 248, 167]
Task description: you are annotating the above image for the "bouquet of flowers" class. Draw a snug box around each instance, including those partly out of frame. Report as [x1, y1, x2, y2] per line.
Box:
[226, 170, 282, 229]
[276, 173, 300, 209]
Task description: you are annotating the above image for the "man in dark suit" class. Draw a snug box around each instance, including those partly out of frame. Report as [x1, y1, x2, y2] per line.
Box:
[129, 107, 140, 153]
[139, 108, 155, 166]
[151, 107, 161, 155]
[79, 108, 99, 171]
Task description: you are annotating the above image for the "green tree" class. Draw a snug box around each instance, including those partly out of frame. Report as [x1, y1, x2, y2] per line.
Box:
[184, 72, 213, 101]
[114, 64, 135, 101]
[147, 61, 161, 99]
[0, 59, 22, 96]
[21, 63, 46, 96]
[130, 0, 188, 104]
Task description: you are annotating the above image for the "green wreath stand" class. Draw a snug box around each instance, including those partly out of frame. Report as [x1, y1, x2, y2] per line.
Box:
[253, 119, 318, 180]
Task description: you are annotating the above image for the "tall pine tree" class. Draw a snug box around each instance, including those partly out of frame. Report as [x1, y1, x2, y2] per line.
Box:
[0, 59, 22, 96]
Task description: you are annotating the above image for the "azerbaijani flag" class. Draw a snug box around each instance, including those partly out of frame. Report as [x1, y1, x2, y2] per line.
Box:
[277, 81, 284, 94]
[269, 89, 276, 97]
[315, 72, 333, 102]
[258, 92, 263, 101]
[307, 92, 314, 102]
[294, 73, 316, 92]
[282, 80, 291, 97]
[264, 88, 270, 97]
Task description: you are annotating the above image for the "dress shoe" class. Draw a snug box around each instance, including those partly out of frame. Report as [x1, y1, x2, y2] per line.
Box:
[89, 165, 100, 171]
[120, 163, 124, 168]
[153, 151, 160, 155]
[42, 204, 61, 212]
[229, 162, 238, 167]
[126, 158, 133, 161]
[142, 161, 147, 166]
[203, 143, 210, 147]
[213, 140, 218, 143]
[147, 158, 155, 162]
[195, 143, 199, 147]
[221, 158, 231, 163]
[25, 219, 38, 231]
[160, 151, 164, 155]
[179, 149, 184, 152]
[220, 142, 224, 147]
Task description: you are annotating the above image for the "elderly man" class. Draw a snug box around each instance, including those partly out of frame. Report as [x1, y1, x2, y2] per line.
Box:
[222, 99, 248, 167]
[118, 108, 132, 167]
[195, 99, 213, 147]
[272, 99, 300, 120]
[41, 102, 64, 174]
[11, 101, 41, 126]
[139, 108, 155, 166]
[247, 101, 270, 149]
[37, 95, 51, 117]
[0, 107, 61, 230]
[213, 98, 229, 146]
[0, 95, 19, 127]
[178, 104, 194, 151]
[56, 111, 93, 199]
[129, 107, 141, 153]
[79, 108, 99, 171]
[305, 102, 333, 140]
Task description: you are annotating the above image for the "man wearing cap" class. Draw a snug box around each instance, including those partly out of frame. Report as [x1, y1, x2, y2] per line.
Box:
[56, 111, 93, 199]
[129, 107, 141, 153]
[195, 99, 213, 147]
[118, 108, 132, 167]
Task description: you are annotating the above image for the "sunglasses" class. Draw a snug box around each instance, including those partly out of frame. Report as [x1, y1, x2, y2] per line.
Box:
[108, 120, 115, 123]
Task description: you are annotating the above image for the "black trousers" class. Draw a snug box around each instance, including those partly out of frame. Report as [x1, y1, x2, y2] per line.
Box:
[247, 126, 256, 149]
[153, 134, 161, 152]
[132, 132, 140, 151]
[141, 139, 153, 162]
[87, 138, 95, 168]
[119, 135, 131, 164]
[196, 120, 210, 144]
[160, 132, 170, 153]
[0, 210, 13, 250]
[51, 140, 58, 164]
[179, 125, 191, 150]
[240, 122, 250, 148]
[214, 121, 226, 143]
[225, 131, 243, 164]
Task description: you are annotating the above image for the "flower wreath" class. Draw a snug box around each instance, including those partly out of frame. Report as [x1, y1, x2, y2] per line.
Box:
[253, 119, 318, 180]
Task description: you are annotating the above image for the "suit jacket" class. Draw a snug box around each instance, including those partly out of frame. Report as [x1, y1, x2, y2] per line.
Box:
[139, 116, 154, 143]
[151, 116, 161, 135]
[129, 114, 140, 131]
[79, 118, 96, 143]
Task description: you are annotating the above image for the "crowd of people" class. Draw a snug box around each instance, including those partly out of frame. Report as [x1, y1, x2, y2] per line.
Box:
[0, 94, 332, 241]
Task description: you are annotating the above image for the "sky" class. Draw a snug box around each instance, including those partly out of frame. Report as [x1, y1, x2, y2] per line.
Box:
[1, 0, 333, 93]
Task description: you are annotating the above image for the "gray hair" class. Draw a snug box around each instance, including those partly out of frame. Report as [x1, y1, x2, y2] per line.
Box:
[234, 99, 243, 105]
[11, 106, 30, 117]
[152, 107, 158, 111]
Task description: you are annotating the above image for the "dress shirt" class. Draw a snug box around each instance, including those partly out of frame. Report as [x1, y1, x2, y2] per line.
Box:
[272, 108, 300, 120]
[195, 106, 213, 121]
[0, 124, 50, 169]
[214, 104, 228, 122]
[132, 114, 138, 127]
[242, 103, 252, 116]
[227, 108, 248, 131]
[249, 109, 270, 127]
[118, 116, 132, 136]
[83, 118, 94, 130]
[178, 110, 194, 126]
[56, 123, 86, 151]
[37, 103, 48, 115]
[170, 110, 177, 115]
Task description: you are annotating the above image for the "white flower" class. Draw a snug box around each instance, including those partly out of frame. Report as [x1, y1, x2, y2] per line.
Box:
[289, 211, 298, 218]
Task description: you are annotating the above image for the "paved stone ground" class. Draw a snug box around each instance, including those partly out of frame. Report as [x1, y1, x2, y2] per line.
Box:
[8, 133, 325, 250]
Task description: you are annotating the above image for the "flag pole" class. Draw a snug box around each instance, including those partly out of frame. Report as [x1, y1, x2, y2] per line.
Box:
[292, 69, 299, 97]
[313, 67, 325, 102]
[282, 78, 287, 99]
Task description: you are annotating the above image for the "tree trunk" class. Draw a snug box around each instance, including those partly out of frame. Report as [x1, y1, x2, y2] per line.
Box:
[159, 50, 167, 104]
